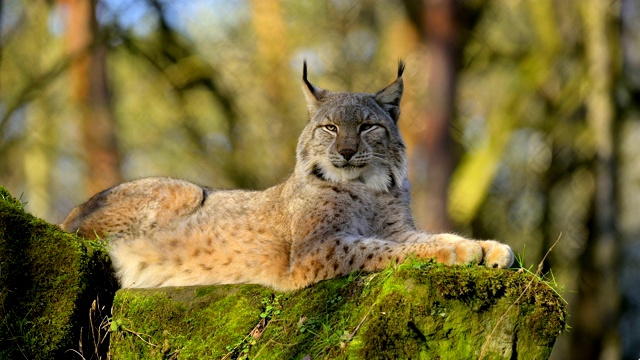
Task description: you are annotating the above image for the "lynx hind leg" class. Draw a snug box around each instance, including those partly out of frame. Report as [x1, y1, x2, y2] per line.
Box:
[61, 177, 206, 240]
[477, 240, 515, 268]
[61, 187, 114, 238]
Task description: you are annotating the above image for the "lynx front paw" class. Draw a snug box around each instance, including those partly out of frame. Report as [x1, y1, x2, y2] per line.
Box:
[477, 240, 514, 268]
[433, 234, 484, 265]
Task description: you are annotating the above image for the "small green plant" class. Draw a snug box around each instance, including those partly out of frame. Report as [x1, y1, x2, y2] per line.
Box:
[224, 336, 255, 359]
[0, 190, 27, 208]
[223, 294, 283, 359]
[327, 294, 343, 306]
[109, 318, 125, 333]
[479, 234, 566, 360]
[17, 193, 28, 208]
[297, 317, 321, 334]
[514, 245, 567, 305]
[306, 320, 345, 356]
[260, 294, 283, 319]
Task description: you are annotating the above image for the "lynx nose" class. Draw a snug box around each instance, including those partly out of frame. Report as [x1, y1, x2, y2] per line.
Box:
[339, 149, 356, 161]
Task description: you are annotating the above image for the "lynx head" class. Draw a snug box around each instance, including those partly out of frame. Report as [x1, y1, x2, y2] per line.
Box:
[295, 61, 408, 192]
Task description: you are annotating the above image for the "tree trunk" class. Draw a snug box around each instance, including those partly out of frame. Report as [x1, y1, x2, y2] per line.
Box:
[403, 0, 462, 232]
[250, 0, 296, 182]
[64, 0, 122, 196]
[570, 1, 620, 359]
[20, 4, 56, 220]
[618, 0, 640, 358]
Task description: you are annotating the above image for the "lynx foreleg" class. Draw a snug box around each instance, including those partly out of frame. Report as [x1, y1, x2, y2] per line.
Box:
[388, 231, 514, 269]
[285, 234, 508, 291]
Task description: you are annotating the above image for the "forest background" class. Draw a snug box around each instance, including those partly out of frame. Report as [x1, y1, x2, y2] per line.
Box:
[1, 0, 639, 359]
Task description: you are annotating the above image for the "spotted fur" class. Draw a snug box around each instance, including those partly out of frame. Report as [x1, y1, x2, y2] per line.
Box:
[61, 62, 514, 291]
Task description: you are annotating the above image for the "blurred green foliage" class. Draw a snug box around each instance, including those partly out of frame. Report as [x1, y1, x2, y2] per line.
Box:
[1, 1, 639, 359]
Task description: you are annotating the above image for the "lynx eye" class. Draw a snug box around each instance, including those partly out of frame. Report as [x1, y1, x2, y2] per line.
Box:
[324, 124, 338, 132]
[359, 124, 377, 132]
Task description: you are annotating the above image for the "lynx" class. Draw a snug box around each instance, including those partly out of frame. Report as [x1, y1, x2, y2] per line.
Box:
[61, 61, 514, 292]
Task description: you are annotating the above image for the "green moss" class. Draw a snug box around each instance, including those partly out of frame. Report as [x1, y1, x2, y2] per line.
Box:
[111, 262, 566, 359]
[0, 186, 118, 359]
[254, 275, 369, 359]
[111, 285, 274, 359]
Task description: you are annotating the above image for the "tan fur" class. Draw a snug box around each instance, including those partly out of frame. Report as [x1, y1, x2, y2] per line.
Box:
[61, 62, 514, 292]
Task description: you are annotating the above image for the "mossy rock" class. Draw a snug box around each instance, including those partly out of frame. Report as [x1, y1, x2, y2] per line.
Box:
[111, 261, 566, 359]
[0, 186, 119, 359]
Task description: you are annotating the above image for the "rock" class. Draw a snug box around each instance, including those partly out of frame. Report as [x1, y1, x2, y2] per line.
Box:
[0, 186, 118, 359]
[111, 262, 566, 359]
[0, 186, 566, 359]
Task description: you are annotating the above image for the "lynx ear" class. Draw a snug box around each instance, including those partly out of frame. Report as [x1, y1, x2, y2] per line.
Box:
[302, 60, 328, 115]
[375, 60, 405, 123]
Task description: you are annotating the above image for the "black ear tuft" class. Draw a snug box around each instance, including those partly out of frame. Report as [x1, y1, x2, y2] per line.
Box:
[397, 60, 405, 78]
[374, 62, 405, 123]
[303, 60, 310, 88]
[301, 60, 328, 115]
[302, 59, 317, 97]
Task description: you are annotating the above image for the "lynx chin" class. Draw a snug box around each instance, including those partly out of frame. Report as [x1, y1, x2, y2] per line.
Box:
[62, 61, 514, 292]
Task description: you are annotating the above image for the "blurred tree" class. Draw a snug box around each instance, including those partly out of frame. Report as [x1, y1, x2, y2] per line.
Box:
[400, 0, 485, 232]
[619, 0, 640, 357]
[401, 0, 462, 232]
[100, 0, 251, 189]
[63, 0, 122, 196]
[450, 1, 625, 359]
[251, 0, 297, 178]
[571, 1, 620, 358]
[22, 3, 57, 220]
[2, 1, 640, 358]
